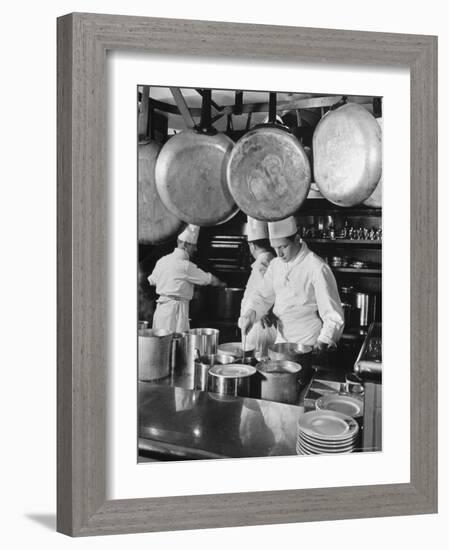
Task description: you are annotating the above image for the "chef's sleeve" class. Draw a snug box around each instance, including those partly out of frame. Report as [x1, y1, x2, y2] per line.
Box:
[313, 264, 345, 346]
[184, 261, 213, 286]
[245, 264, 276, 320]
[147, 270, 156, 286]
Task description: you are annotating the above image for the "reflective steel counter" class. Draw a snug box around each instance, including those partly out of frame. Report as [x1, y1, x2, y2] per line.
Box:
[139, 382, 303, 460]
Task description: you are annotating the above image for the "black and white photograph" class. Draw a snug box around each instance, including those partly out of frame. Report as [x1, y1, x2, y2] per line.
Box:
[137, 86, 383, 462]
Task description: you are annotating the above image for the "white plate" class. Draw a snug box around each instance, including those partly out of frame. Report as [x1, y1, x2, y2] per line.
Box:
[208, 364, 256, 378]
[298, 435, 356, 454]
[316, 394, 364, 418]
[299, 430, 358, 448]
[298, 410, 359, 440]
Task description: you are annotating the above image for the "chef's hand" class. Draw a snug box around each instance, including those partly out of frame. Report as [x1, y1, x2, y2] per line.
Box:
[238, 309, 256, 335]
[210, 275, 226, 287]
[313, 340, 331, 354]
[260, 311, 277, 329]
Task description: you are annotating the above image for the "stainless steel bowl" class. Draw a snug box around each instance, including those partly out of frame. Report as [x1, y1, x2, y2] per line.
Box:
[218, 342, 255, 360]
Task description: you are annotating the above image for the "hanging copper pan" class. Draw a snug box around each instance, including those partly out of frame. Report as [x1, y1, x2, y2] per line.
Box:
[138, 140, 184, 244]
[155, 89, 239, 226]
[226, 93, 311, 221]
[313, 103, 382, 207]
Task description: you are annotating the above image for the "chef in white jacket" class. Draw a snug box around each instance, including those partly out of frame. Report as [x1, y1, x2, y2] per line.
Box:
[238, 216, 344, 353]
[240, 217, 277, 356]
[148, 224, 225, 332]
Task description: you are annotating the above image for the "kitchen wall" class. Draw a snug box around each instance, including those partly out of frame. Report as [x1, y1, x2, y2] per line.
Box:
[1, 1, 446, 549]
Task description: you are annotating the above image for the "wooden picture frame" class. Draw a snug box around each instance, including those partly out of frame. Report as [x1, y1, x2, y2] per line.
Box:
[57, 12, 437, 536]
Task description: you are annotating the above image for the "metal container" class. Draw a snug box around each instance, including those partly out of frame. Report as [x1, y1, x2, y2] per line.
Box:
[207, 364, 256, 397]
[355, 292, 375, 327]
[214, 287, 244, 320]
[181, 328, 219, 375]
[194, 353, 236, 390]
[138, 329, 173, 381]
[268, 342, 314, 385]
[170, 332, 184, 373]
[256, 360, 302, 404]
[217, 342, 255, 361]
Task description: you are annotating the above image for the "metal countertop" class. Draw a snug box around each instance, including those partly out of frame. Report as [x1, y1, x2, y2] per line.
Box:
[139, 382, 303, 460]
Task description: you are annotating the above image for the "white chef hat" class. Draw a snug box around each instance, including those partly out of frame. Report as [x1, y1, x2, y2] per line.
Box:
[268, 216, 297, 239]
[246, 217, 269, 241]
[178, 224, 200, 244]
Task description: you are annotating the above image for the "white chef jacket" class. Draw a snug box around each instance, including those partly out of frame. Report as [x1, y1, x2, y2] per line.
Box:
[246, 242, 344, 346]
[240, 252, 277, 355]
[148, 247, 212, 332]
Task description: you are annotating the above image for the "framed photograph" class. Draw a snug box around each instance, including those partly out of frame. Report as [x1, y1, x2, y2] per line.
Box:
[57, 12, 437, 536]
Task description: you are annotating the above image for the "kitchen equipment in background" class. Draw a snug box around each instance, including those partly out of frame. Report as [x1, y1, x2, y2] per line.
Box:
[180, 328, 219, 376]
[138, 329, 173, 381]
[313, 103, 382, 206]
[344, 372, 364, 395]
[138, 141, 185, 244]
[256, 360, 302, 404]
[355, 291, 377, 328]
[214, 287, 244, 320]
[296, 410, 360, 455]
[354, 322, 382, 376]
[138, 320, 150, 330]
[227, 92, 311, 221]
[155, 89, 239, 226]
[193, 353, 236, 391]
[207, 364, 256, 397]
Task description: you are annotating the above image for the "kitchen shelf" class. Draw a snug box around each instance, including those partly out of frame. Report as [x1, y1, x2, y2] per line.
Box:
[306, 239, 382, 247]
[331, 267, 381, 275]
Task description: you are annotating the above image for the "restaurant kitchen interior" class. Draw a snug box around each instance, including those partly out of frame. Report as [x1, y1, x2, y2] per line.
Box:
[137, 86, 382, 462]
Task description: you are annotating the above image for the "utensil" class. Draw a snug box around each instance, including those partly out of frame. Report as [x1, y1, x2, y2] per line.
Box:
[226, 92, 311, 221]
[138, 329, 173, 381]
[155, 89, 239, 226]
[138, 141, 184, 244]
[313, 103, 382, 206]
[207, 364, 256, 397]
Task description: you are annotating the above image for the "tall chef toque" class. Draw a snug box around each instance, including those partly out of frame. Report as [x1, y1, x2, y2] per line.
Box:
[178, 224, 200, 245]
[268, 216, 297, 239]
[246, 217, 269, 241]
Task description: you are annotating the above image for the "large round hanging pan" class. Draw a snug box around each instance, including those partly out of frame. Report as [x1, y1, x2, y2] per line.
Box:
[226, 93, 311, 221]
[313, 103, 382, 207]
[138, 141, 185, 244]
[155, 90, 239, 226]
[363, 117, 383, 208]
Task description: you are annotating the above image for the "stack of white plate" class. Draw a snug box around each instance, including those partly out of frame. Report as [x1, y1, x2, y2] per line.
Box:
[296, 410, 359, 455]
